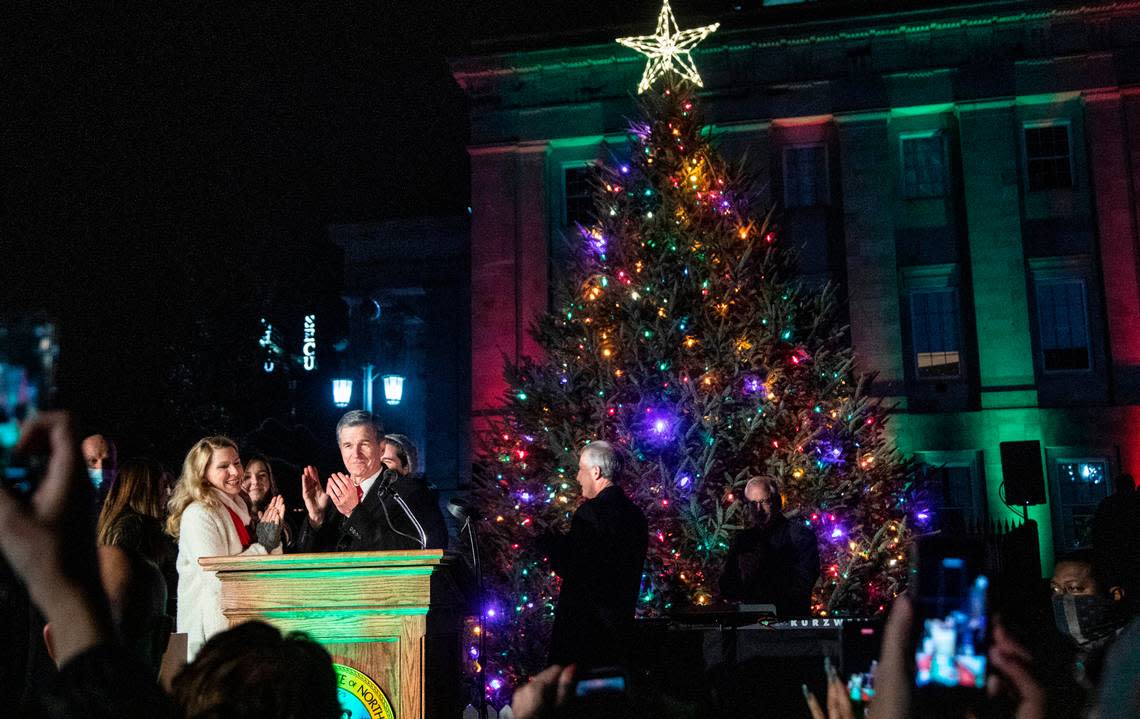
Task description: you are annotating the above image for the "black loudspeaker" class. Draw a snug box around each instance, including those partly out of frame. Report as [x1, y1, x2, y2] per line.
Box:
[1000, 440, 1047, 506]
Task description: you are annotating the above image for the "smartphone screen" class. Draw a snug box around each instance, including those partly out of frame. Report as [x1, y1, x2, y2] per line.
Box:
[0, 315, 58, 494]
[912, 537, 989, 692]
[841, 619, 883, 704]
[574, 671, 627, 698]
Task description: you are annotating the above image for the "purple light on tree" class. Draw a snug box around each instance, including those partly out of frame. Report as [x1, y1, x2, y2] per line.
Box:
[580, 226, 607, 255]
[742, 374, 767, 397]
[677, 474, 692, 489]
[642, 409, 677, 446]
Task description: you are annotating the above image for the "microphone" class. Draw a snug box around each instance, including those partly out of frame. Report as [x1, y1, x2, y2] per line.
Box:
[376, 467, 400, 495]
[447, 496, 482, 523]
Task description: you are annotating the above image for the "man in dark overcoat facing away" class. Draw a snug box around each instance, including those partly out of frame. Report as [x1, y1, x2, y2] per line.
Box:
[539, 440, 648, 670]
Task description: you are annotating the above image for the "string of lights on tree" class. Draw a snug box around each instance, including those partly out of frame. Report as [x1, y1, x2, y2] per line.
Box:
[465, 1, 923, 706]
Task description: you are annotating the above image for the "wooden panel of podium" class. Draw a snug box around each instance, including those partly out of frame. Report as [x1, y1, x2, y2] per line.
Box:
[200, 549, 465, 719]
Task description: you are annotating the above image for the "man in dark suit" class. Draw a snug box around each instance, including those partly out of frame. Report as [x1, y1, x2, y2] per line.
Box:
[719, 476, 820, 617]
[295, 411, 448, 552]
[541, 441, 648, 670]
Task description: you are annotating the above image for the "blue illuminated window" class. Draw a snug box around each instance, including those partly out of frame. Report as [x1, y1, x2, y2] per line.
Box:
[1055, 460, 1108, 550]
[1035, 279, 1089, 372]
[909, 289, 961, 379]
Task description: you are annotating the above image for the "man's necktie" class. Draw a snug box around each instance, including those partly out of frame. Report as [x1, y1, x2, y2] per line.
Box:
[355, 483, 363, 503]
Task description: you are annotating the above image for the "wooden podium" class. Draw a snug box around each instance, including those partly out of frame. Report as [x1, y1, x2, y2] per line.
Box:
[200, 549, 465, 719]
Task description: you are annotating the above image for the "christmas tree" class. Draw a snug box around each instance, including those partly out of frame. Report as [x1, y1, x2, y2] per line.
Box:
[467, 81, 921, 705]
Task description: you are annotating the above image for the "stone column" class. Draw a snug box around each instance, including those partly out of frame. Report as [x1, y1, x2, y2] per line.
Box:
[1084, 90, 1140, 401]
[836, 112, 906, 403]
[468, 142, 550, 420]
[957, 102, 1037, 408]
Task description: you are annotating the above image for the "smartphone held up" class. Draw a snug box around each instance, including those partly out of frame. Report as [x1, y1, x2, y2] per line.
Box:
[911, 535, 990, 708]
[0, 313, 59, 497]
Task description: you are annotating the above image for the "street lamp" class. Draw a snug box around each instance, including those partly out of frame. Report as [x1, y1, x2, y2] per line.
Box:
[331, 378, 353, 407]
[332, 366, 406, 411]
[381, 374, 405, 405]
[358, 364, 406, 412]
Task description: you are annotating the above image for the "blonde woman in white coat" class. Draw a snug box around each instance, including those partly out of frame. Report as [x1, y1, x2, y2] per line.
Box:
[166, 436, 285, 659]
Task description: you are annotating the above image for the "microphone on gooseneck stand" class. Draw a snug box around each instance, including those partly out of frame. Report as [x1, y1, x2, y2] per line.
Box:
[376, 467, 400, 496]
[375, 468, 424, 548]
[447, 495, 487, 718]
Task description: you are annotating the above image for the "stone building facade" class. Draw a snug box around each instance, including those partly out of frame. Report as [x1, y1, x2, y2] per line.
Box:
[451, 0, 1140, 568]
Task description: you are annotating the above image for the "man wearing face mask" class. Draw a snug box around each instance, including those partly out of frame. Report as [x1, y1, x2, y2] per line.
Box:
[82, 433, 117, 508]
[719, 475, 820, 617]
[1050, 548, 1130, 690]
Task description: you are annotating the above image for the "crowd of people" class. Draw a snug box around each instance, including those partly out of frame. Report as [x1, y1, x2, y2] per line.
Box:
[0, 409, 444, 717]
[1, 407, 1138, 718]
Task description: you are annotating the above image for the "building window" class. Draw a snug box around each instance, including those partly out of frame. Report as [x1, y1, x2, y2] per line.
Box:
[783, 144, 829, 208]
[1053, 459, 1109, 551]
[1035, 279, 1089, 372]
[909, 289, 961, 379]
[563, 165, 595, 227]
[901, 133, 948, 199]
[1024, 124, 1073, 191]
[933, 465, 977, 529]
[916, 452, 987, 530]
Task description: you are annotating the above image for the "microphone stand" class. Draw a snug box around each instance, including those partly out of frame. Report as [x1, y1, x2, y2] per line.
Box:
[459, 513, 487, 719]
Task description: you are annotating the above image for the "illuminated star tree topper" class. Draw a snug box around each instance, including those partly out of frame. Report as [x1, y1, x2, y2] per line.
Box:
[616, 0, 720, 94]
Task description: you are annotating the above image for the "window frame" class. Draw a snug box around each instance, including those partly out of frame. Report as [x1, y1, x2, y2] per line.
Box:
[560, 161, 599, 229]
[1030, 264, 1092, 376]
[1021, 120, 1074, 193]
[782, 143, 831, 209]
[914, 450, 988, 529]
[1046, 450, 1113, 555]
[898, 130, 949, 200]
[901, 264, 965, 384]
[908, 286, 964, 381]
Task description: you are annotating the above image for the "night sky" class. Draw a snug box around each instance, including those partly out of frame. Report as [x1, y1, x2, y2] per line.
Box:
[2, 0, 758, 462]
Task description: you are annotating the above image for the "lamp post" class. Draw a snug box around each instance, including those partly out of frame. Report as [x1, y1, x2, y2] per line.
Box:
[337, 364, 404, 413]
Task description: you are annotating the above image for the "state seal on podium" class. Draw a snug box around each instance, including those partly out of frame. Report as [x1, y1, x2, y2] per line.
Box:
[334, 663, 395, 719]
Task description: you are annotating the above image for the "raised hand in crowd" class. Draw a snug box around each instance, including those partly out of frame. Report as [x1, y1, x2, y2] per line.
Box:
[809, 593, 1053, 719]
[866, 594, 912, 719]
[0, 411, 172, 717]
[326, 471, 361, 517]
[988, 624, 1047, 719]
[0, 411, 111, 666]
[510, 663, 576, 719]
[300, 465, 329, 528]
[803, 657, 856, 719]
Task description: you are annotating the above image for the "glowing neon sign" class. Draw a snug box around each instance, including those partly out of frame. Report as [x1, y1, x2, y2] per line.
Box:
[302, 314, 317, 371]
[259, 319, 277, 373]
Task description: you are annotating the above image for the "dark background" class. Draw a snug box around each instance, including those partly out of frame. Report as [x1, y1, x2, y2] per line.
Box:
[3, 3, 480, 464]
[2, 0, 782, 465]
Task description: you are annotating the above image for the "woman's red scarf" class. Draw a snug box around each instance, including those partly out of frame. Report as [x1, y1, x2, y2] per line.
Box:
[224, 506, 251, 549]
